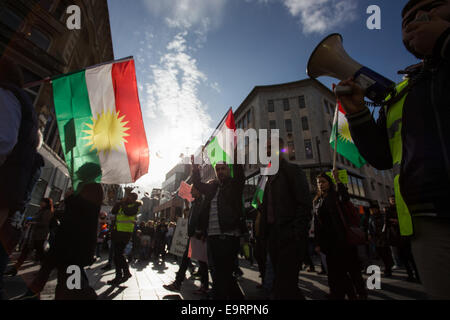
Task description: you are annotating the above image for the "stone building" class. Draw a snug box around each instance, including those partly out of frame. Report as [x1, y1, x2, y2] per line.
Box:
[0, 0, 114, 215]
[233, 78, 395, 210]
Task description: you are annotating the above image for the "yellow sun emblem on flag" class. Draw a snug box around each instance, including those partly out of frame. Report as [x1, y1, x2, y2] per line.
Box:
[338, 121, 353, 143]
[82, 110, 130, 155]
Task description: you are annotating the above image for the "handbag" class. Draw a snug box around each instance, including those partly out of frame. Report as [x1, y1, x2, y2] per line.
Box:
[336, 199, 366, 246]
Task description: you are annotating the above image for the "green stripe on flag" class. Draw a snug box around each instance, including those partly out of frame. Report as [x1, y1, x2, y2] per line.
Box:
[53, 71, 102, 191]
[330, 134, 367, 168]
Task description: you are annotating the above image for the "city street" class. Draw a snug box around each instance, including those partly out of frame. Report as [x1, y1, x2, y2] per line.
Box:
[3, 252, 427, 301]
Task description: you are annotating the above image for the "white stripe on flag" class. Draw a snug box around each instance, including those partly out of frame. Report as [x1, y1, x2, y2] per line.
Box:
[85, 64, 133, 184]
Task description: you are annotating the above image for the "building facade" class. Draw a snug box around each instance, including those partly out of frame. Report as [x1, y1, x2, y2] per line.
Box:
[233, 78, 395, 210]
[0, 0, 115, 215]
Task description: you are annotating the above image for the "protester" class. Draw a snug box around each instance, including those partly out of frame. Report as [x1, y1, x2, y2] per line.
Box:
[368, 202, 394, 277]
[0, 57, 40, 300]
[387, 197, 421, 282]
[4, 198, 54, 277]
[313, 171, 367, 300]
[140, 221, 153, 261]
[96, 212, 109, 260]
[154, 219, 168, 263]
[259, 138, 312, 300]
[336, 0, 450, 299]
[164, 187, 209, 294]
[192, 154, 246, 300]
[108, 192, 141, 285]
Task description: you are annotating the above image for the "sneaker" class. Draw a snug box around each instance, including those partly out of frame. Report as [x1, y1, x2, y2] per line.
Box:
[16, 290, 40, 300]
[107, 277, 122, 286]
[392, 265, 400, 270]
[163, 282, 181, 292]
[307, 266, 315, 273]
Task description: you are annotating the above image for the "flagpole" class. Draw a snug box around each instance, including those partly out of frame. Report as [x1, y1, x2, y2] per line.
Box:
[22, 56, 134, 89]
[333, 101, 339, 171]
[203, 107, 233, 149]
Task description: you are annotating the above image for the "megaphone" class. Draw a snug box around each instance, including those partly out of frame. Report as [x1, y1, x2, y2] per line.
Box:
[307, 33, 395, 104]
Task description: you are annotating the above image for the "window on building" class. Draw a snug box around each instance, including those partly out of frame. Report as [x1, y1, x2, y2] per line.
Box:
[370, 180, 376, 191]
[283, 99, 290, 111]
[304, 139, 313, 159]
[348, 176, 356, 195]
[21, 67, 41, 105]
[268, 100, 274, 112]
[358, 179, 366, 197]
[301, 116, 309, 131]
[298, 95, 306, 109]
[28, 28, 51, 51]
[288, 141, 296, 161]
[247, 109, 251, 125]
[269, 120, 276, 130]
[324, 100, 330, 114]
[0, 7, 23, 31]
[243, 115, 247, 129]
[285, 119, 293, 133]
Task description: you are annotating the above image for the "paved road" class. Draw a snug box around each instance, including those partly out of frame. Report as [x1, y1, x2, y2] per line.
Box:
[3, 252, 427, 300]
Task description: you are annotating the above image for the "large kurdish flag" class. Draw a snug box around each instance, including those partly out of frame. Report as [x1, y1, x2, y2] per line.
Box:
[205, 108, 236, 168]
[52, 59, 149, 189]
[330, 102, 366, 168]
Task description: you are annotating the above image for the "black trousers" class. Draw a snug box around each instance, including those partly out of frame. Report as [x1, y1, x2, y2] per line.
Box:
[398, 237, 420, 279]
[254, 237, 266, 284]
[207, 235, 244, 300]
[175, 240, 209, 288]
[267, 236, 305, 300]
[113, 240, 130, 278]
[376, 246, 394, 273]
[326, 246, 366, 300]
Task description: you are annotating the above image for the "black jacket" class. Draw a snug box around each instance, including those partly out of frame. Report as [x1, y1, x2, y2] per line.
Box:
[192, 164, 245, 236]
[188, 197, 203, 237]
[0, 83, 39, 213]
[313, 183, 349, 255]
[347, 29, 450, 217]
[260, 159, 312, 245]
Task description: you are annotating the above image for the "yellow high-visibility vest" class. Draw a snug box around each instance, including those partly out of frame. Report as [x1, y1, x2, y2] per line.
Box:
[115, 205, 137, 233]
[385, 79, 413, 236]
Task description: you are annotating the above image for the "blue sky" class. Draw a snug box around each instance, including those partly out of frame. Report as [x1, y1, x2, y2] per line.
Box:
[106, 0, 418, 191]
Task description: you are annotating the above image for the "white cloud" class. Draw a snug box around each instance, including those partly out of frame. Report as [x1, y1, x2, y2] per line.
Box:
[142, 0, 226, 31]
[136, 32, 213, 190]
[281, 0, 358, 34]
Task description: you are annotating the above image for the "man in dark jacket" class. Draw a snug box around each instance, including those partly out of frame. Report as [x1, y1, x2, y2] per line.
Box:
[336, 0, 450, 299]
[164, 187, 208, 292]
[259, 138, 312, 300]
[192, 157, 246, 300]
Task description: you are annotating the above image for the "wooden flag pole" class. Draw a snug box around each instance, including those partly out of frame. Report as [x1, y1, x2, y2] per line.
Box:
[333, 101, 339, 171]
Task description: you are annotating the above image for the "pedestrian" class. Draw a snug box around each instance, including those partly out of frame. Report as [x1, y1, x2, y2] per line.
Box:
[388, 197, 421, 282]
[368, 203, 394, 277]
[164, 187, 209, 294]
[259, 138, 312, 300]
[336, 0, 450, 299]
[192, 154, 246, 300]
[154, 218, 168, 263]
[313, 171, 367, 300]
[0, 57, 40, 299]
[108, 192, 141, 285]
[96, 212, 109, 260]
[4, 198, 54, 276]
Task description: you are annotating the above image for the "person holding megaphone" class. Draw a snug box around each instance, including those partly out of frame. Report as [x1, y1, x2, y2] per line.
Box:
[333, 0, 450, 300]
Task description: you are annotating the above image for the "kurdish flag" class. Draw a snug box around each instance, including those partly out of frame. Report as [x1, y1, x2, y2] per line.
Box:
[52, 58, 149, 190]
[330, 102, 366, 168]
[205, 108, 236, 168]
[251, 175, 268, 209]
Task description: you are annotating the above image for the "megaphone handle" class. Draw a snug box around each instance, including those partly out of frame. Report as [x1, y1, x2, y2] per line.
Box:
[334, 85, 352, 95]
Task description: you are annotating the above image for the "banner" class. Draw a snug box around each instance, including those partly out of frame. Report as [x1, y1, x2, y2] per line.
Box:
[169, 218, 189, 257]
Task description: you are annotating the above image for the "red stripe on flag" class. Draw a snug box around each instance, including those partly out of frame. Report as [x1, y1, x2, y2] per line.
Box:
[225, 109, 236, 130]
[337, 101, 346, 115]
[111, 60, 149, 182]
